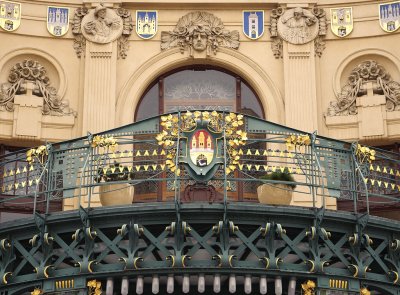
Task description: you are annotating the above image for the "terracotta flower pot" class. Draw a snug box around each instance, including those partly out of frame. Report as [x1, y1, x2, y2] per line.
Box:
[99, 183, 134, 206]
[257, 184, 293, 205]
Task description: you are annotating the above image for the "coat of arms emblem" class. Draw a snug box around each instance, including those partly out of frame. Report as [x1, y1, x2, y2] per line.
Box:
[136, 10, 157, 39]
[0, 0, 21, 32]
[330, 7, 353, 37]
[379, 1, 400, 32]
[243, 10, 264, 39]
[47, 6, 69, 37]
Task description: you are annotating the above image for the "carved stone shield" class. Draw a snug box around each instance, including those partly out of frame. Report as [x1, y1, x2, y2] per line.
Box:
[0, 1, 21, 32]
[330, 7, 353, 37]
[379, 1, 400, 32]
[243, 10, 264, 40]
[47, 6, 69, 37]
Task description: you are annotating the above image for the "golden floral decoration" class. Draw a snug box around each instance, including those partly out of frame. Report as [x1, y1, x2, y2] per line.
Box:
[285, 134, 311, 150]
[31, 288, 42, 295]
[301, 280, 316, 295]
[156, 111, 247, 175]
[360, 287, 371, 295]
[26, 145, 48, 165]
[91, 135, 118, 151]
[87, 279, 102, 295]
[355, 144, 376, 164]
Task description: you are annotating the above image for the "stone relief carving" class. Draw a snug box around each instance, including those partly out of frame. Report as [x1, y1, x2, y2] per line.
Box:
[72, 4, 133, 58]
[269, 6, 326, 58]
[327, 60, 400, 116]
[0, 59, 76, 116]
[278, 7, 318, 45]
[161, 11, 240, 56]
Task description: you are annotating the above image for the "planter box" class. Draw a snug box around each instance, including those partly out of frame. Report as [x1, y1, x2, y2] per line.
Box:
[99, 183, 134, 206]
[257, 184, 293, 205]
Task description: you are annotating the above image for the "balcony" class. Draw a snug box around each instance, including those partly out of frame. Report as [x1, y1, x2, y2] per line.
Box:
[0, 111, 399, 294]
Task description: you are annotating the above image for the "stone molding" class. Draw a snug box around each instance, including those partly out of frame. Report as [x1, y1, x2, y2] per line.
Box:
[160, 11, 240, 56]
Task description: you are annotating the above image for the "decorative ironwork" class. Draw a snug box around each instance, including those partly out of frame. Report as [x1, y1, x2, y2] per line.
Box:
[0, 111, 399, 294]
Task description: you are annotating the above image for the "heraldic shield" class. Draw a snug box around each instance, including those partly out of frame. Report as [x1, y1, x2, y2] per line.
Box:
[47, 6, 69, 37]
[156, 112, 247, 183]
[379, 1, 400, 32]
[243, 10, 264, 39]
[0, 0, 21, 31]
[330, 7, 353, 37]
[136, 10, 157, 39]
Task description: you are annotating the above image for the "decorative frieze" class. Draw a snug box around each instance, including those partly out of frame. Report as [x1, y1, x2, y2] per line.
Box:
[161, 11, 240, 56]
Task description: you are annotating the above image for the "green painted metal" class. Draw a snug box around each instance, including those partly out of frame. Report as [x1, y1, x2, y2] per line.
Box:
[0, 204, 399, 293]
[0, 111, 399, 294]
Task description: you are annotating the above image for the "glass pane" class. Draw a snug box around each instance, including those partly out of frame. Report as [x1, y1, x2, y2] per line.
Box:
[136, 83, 159, 121]
[240, 82, 263, 118]
[164, 70, 236, 112]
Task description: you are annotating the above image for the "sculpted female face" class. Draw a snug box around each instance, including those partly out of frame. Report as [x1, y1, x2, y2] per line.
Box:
[192, 31, 208, 51]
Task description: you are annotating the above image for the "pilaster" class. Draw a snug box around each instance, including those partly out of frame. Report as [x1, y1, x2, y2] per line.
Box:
[283, 42, 318, 132]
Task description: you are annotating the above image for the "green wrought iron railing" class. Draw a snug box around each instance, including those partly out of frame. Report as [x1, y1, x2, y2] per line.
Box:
[0, 111, 399, 216]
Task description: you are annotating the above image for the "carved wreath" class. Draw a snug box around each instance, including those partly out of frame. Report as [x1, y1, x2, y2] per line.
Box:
[327, 60, 400, 116]
[0, 59, 75, 116]
[161, 11, 240, 56]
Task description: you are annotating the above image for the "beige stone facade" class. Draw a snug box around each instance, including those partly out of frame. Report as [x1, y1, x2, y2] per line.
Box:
[1, 0, 399, 209]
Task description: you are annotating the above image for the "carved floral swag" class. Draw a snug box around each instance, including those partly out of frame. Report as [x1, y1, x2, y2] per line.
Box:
[0, 60, 76, 116]
[327, 60, 400, 116]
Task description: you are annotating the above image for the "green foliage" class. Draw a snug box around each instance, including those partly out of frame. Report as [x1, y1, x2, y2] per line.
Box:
[259, 169, 296, 189]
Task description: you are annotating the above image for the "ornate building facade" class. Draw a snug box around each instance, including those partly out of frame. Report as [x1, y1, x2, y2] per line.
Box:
[0, 0, 400, 294]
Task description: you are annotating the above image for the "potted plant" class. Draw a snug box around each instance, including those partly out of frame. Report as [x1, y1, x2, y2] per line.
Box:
[257, 169, 296, 205]
[95, 162, 135, 206]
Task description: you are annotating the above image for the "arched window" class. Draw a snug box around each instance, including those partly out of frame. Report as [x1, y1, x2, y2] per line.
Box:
[135, 66, 264, 121]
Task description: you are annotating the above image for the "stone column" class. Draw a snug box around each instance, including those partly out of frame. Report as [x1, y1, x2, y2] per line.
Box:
[82, 41, 117, 134]
[283, 42, 318, 132]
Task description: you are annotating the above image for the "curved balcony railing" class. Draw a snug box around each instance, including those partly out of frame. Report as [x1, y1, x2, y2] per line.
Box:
[0, 111, 399, 215]
[0, 111, 400, 294]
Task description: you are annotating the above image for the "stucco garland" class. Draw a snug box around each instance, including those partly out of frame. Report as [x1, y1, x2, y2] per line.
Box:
[116, 48, 284, 125]
[0, 48, 67, 99]
[333, 48, 400, 95]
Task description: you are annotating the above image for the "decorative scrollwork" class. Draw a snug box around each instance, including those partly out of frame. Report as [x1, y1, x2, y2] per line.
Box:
[327, 60, 400, 116]
[160, 11, 239, 56]
[0, 59, 75, 116]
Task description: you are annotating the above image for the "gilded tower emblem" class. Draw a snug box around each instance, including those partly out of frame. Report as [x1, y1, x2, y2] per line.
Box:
[379, 1, 400, 32]
[136, 10, 157, 39]
[330, 7, 353, 37]
[0, 0, 21, 31]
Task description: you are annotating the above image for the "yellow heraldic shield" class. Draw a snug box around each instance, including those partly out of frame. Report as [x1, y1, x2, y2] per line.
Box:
[330, 7, 353, 37]
[0, 0, 21, 31]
